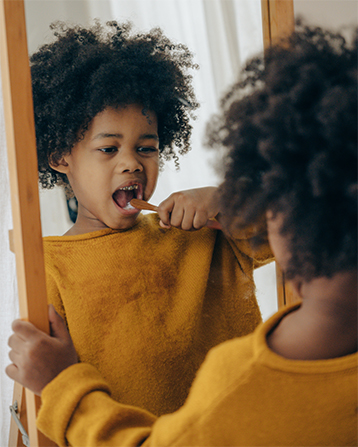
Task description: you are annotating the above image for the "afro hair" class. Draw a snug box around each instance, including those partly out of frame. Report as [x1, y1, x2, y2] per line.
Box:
[31, 21, 199, 190]
[207, 23, 357, 281]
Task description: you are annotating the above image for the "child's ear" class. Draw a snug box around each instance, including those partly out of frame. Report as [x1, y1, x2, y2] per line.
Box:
[49, 156, 70, 174]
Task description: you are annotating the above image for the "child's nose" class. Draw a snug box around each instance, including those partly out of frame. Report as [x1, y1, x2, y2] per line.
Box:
[116, 151, 143, 173]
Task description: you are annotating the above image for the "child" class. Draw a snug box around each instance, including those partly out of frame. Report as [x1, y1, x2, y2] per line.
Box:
[6, 22, 357, 446]
[28, 21, 273, 417]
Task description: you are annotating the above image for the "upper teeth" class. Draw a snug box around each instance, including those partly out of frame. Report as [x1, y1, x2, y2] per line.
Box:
[119, 185, 139, 191]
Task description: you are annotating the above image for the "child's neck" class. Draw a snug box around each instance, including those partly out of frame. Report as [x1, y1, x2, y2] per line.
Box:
[267, 270, 357, 360]
[64, 211, 111, 235]
[63, 215, 139, 236]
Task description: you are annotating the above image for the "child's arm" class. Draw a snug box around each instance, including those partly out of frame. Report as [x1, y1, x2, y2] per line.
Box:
[6, 304, 78, 396]
[156, 186, 220, 230]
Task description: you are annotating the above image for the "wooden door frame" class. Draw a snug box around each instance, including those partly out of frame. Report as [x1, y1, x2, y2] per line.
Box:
[0, 1, 55, 445]
[261, 0, 295, 48]
[261, 0, 298, 308]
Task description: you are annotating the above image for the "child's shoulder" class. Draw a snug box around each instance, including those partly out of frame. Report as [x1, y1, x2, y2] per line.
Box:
[43, 227, 117, 245]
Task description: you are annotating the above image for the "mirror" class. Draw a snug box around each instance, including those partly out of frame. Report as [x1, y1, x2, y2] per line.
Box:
[24, 0, 277, 321]
[25, 0, 264, 234]
[1, 4, 279, 445]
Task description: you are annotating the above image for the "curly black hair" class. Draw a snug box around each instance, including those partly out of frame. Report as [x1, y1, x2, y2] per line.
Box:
[207, 23, 357, 281]
[31, 21, 199, 190]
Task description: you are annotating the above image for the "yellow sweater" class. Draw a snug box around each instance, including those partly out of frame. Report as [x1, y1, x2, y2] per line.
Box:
[43, 213, 273, 416]
[37, 303, 358, 447]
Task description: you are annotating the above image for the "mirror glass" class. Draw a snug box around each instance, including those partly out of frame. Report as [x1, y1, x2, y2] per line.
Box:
[25, 0, 277, 320]
[25, 0, 264, 234]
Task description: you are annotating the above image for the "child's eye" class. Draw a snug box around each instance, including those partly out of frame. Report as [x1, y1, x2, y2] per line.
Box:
[137, 146, 158, 154]
[99, 147, 117, 153]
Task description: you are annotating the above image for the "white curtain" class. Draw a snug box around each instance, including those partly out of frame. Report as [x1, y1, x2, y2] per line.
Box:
[24, 0, 264, 229]
[1, 2, 276, 445]
[0, 68, 19, 447]
[106, 0, 264, 205]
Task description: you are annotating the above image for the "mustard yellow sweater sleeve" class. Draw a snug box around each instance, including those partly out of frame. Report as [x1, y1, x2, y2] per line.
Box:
[37, 304, 358, 447]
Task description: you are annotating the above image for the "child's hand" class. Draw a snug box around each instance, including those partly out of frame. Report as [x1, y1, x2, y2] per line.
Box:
[6, 304, 78, 396]
[157, 186, 220, 230]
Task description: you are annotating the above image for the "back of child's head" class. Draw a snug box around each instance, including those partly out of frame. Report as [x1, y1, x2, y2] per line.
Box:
[31, 21, 198, 190]
[208, 23, 357, 281]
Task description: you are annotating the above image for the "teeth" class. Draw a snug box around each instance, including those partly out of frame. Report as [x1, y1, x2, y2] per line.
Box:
[119, 185, 139, 191]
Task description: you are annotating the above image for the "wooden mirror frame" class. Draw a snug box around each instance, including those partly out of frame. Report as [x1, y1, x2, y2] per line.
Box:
[0, 1, 294, 445]
[261, 0, 299, 308]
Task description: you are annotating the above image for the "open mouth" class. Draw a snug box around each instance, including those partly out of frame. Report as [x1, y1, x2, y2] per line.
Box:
[112, 183, 143, 211]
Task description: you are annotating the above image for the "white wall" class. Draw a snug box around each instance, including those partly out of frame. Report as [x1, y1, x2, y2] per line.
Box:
[294, 0, 358, 29]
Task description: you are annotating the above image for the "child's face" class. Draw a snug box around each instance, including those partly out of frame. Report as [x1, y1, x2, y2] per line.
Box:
[53, 104, 160, 233]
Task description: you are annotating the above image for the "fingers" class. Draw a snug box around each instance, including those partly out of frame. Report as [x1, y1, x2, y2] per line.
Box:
[159, 220, 171, 229]
[157, 195, 174, 227]
[48, 304, 69, 341]
[8, 332, 26, 357]
[8, 347, 20, 366]
[160, 209, 212, 231]
[192, 212, 211, 230]
[5, 363, 19, 383]
[158, 192, 210, 231]
[158, 192, 193, 228]
[171, 207, 187, 229]
[6, 309, 79, 395]
[7, 349, 27, 381]
[49, 305, 78, 364]
[11, 319, 38, 341]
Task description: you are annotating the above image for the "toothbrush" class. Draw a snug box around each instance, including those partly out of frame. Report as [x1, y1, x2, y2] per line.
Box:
[130, 198, 158, 212]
